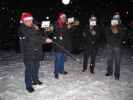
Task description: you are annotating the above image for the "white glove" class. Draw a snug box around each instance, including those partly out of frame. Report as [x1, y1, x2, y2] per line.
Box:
[45, 38, 53, 43]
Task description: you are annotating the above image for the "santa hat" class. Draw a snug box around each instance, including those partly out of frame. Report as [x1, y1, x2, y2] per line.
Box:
[57, 12, 66, 19]
[20, 12, 33, 23]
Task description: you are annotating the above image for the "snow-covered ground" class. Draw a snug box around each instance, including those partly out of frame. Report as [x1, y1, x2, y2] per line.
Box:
[0, 49, 133, 100]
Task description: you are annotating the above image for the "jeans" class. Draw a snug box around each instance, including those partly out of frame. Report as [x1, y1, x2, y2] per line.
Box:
[24, 61, 40, 88]
[54, 52, 65, 74]
[83, 46, 98, 70]
[106, 45, 121, 77]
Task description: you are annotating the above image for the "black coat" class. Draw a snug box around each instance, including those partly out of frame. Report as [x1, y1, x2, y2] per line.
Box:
[105, 27, 125, 47]
[53, 24, 72, 52]
[18, 24, 44, 63]
[82, 25, 101, 49]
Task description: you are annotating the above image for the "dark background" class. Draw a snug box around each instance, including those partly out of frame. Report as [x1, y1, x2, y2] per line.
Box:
[0, 0, 133, 52]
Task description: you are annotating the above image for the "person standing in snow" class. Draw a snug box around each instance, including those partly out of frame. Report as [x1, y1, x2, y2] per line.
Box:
[82, 15, 101, 73]
[53, 12, 79, 79]
[105, 13, 125, 80]
[18, 12, 52, 93]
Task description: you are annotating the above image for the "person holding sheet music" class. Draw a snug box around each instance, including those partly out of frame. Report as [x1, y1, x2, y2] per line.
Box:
[105, 13, 125, 80]
[82, 15, 101, 74]
[53, 12, 79, 79]
[18, 12, 52, 93]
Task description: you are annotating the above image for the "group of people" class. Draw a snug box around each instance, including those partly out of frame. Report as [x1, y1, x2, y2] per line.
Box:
[18, 11, 125, 93]
[82, 13, 125, 79]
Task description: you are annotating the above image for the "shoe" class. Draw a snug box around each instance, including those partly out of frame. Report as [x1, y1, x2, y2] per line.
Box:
[105, 73, 112, 76]
[90, 65, 94, 74]
[55, 74, 59, 79]
[32, 80, 43, 85]
[60, 71, 68, 75]
[26, 87, 35, 93]
[115, 74, 120, 80]
[115, 76, 119, 80]
[82, 68, 87, 72]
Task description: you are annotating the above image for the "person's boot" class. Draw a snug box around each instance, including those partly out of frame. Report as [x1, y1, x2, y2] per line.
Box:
[55, 74, 59, 79]
[60, 71, 68, 75]
[26, 87, 35, 93]
[90, 64, 95, 74]
[115, 76, 119, 80]
[82, 67, 87, 72]
[82, 69, 87, 72]
[115, 74, 120, 80]
[105, 73, 113, 76]
[32, 80, 43, 85]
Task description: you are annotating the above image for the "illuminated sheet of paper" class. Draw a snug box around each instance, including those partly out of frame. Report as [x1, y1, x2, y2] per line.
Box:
[68, 17, 74, 24]
[41, 21, 50, 28]
[111, 20, 119, 26]
[90, 21, 96, 26]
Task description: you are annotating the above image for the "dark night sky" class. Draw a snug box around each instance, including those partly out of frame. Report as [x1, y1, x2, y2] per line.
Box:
[0, 0, 133, 51]
[0, 0, 132, 22]
[0, 0, 132, 16]
[1, 0, 131, 10]
[0, 0, 132, 26]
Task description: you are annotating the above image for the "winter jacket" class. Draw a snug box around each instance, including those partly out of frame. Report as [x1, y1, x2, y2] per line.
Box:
[82, 25, 101, 49]
[53, 24, 72, 52]
[105, 27, 125, 47]
[18, 24, 44, 63]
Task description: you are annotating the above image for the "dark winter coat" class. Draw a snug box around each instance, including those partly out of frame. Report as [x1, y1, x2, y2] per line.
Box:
[53, 24, 72, 52]
[105, 27, 125, 47]
[82, 25, 101, 50]
[18, 24, 44, 63]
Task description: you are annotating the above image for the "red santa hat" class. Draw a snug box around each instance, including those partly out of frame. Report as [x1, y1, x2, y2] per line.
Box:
[57, 12, 66, 19]
[20, 12, 33, 23]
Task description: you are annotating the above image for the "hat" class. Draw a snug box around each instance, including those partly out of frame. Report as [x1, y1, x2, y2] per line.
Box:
[113, 12, 120, 19]
[20, 12, 33, 23]
[113, 15, 120, 19]
[58, 12, 66, 18]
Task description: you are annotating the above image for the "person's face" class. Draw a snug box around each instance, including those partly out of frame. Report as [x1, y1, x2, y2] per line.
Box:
[23, 20, 33, 27]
